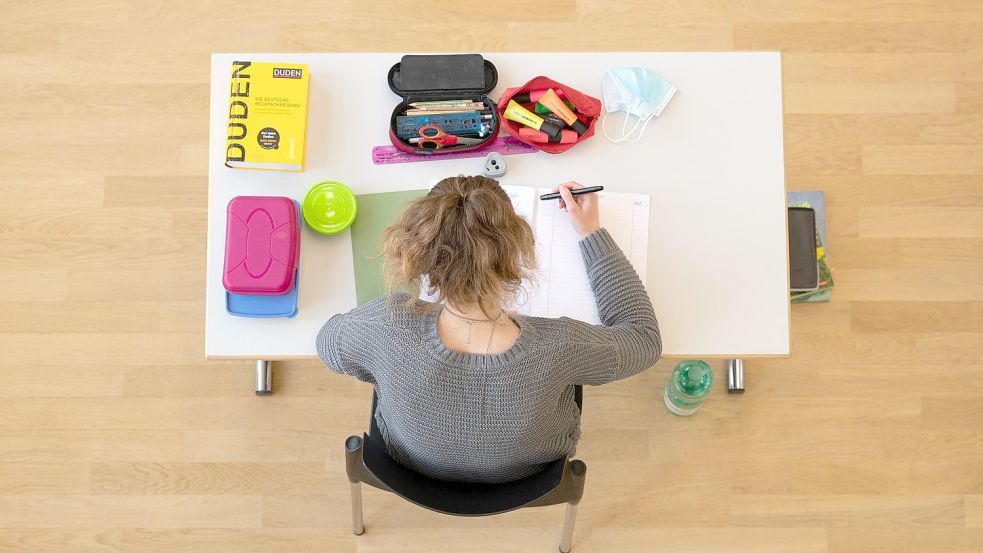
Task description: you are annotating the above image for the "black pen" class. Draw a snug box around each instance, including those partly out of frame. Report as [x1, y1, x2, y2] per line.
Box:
[539, 186, 604, 201]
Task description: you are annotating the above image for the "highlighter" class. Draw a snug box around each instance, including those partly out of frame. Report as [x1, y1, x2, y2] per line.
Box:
[504, 100, 562, 139]
[512, 88, 566, 104]
[534, 100, 575, 114]
[539, 88, 588, 136]
[542, 114, 567, 130]
[519, 127, 577, 144]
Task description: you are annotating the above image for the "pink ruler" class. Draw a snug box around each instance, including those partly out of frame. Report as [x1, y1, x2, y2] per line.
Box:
[372, 135, 538, 165]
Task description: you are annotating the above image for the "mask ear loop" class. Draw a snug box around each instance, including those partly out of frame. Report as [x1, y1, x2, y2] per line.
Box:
[602, 110, 623, 143]
[602, 110, 646, 143]
[623, 113, 656, 143]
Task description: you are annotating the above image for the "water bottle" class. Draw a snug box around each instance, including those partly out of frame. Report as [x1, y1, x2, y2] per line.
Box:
[664, 360, 713, 416]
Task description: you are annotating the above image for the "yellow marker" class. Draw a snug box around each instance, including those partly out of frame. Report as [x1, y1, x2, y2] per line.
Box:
[504, 100, 561, 139]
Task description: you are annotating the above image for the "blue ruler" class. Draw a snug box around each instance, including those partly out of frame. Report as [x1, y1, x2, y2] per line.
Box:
[396, 113, 490, 138]
[372, 136, 538, 165]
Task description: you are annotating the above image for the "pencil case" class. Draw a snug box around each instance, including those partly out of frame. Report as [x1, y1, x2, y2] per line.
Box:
[496, 76, 601, 154]
[223, 196, 300, 295]
[387, 54, 499, 155]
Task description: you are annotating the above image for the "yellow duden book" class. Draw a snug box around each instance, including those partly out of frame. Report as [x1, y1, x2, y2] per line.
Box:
[225, 60, 309, 171]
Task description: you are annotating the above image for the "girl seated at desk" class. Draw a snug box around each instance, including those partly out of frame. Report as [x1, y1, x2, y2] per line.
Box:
[316, 176, 661, 484]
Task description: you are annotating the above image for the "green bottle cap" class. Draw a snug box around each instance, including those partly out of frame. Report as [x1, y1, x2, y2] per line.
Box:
[676, 360, 713, 395]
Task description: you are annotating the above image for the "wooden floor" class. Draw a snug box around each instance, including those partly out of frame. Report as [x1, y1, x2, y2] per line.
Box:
[2, 1, 983, 551]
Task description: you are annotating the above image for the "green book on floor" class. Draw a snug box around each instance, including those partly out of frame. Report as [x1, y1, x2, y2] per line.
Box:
[350, 189, 428, 306]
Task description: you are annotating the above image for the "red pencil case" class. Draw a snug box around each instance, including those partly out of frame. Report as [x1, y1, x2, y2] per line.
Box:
[496, 76, 601, 154]
[223, 196, 300, 295]
[387, 54, 500, 156]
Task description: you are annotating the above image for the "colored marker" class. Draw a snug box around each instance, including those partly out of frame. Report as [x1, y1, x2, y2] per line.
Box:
[534, 100, 575, 114]
[541, 113, 567, 130]
[540, 88, 588, 135]
[512, 88, 566, 104]
[503, 100, 561, 139]
[519, 127, 577, 144]
[539, 186, 604, 201]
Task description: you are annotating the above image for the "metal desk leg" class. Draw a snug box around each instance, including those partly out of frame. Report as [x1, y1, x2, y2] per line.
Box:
[256, 360, 272, 396]
[726, 358, 744, 394]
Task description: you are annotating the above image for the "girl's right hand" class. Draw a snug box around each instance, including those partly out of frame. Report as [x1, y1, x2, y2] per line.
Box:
[555, 181, 601, 238]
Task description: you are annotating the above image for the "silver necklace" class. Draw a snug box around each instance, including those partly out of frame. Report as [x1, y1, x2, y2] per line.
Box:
[443, 306, 505, 353]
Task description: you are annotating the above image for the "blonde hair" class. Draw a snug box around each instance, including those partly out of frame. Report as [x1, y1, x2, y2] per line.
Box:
[381, 175, 536, 316]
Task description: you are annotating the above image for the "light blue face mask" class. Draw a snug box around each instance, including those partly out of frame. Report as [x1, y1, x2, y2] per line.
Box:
[601, 67, 677, 143]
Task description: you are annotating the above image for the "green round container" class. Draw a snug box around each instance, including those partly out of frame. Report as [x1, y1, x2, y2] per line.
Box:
[302, 181, 357, 235]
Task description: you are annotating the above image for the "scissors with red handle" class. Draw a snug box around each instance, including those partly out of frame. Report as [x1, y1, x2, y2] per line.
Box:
[409, 124, 483, 149]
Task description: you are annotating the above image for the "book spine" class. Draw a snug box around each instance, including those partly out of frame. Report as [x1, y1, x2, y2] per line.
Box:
[226, 60, 251, 167]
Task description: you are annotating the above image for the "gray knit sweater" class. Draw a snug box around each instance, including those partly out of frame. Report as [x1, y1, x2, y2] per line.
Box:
[317, 228, 661, 483]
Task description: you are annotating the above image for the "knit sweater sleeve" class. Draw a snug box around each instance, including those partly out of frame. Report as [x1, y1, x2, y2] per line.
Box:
[562, 228, 662, 385]
[316, 308, 378, 385]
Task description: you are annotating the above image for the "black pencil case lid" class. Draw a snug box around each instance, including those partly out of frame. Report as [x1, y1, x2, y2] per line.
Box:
[388, 54, 498, 101]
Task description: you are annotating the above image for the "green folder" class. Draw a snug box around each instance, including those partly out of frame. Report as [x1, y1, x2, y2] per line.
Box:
[350, 189, 428, 306]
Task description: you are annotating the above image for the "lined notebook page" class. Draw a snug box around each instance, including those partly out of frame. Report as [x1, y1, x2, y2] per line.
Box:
[503, 185, 537, 224]
[502, 185, 650, 325]
[500, 186, 545, 315]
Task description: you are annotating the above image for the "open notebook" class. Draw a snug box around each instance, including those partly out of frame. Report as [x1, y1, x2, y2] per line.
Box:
[502, 185, 650, 325]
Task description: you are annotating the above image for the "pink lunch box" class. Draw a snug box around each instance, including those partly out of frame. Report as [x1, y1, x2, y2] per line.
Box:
[223, 196, 300, 295]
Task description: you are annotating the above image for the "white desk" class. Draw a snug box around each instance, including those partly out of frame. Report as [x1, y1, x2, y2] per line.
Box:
[206, 52, 789, 364]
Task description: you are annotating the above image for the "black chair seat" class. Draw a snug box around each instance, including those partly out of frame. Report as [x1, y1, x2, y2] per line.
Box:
[361, 432, 566, 516]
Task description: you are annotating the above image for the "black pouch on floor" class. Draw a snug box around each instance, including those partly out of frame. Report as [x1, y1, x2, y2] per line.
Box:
[387, 54, 499, 155]
[788, 207, 820, 291]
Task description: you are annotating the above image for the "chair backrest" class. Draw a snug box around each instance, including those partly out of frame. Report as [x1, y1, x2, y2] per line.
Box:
[350, 385, 585, 516]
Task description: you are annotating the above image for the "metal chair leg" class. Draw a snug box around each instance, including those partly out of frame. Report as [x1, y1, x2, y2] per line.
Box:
[558, 501, 579, 553]
[350, 482, 364, 535]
